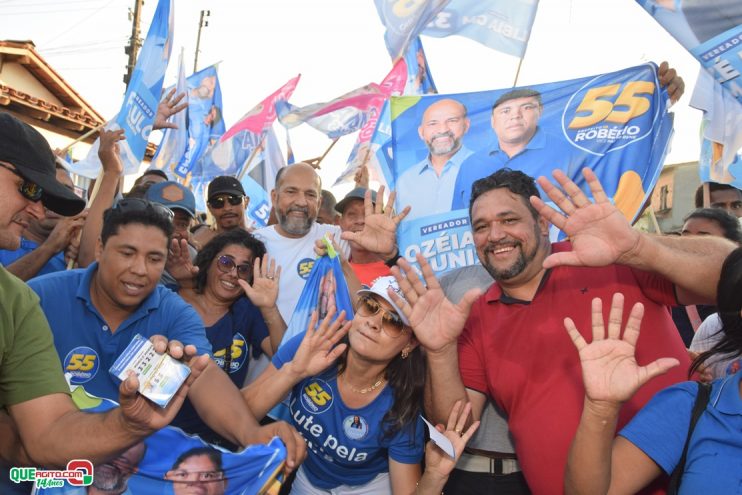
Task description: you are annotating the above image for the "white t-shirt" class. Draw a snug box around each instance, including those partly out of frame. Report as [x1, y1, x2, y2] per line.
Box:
[254, 223, 349, 324]
[690, 313, 742, 378]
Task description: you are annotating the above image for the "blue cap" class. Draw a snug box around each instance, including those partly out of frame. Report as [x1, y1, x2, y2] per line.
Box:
[145, 181, 196, 218]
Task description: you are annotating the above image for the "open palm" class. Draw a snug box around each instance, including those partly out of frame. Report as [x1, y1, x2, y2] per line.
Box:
[288, 309, 350, 379]
[531, 169, 641, 269]
[390, 254, 481, 353]
[565, 293, 679, 404]
[341, 186, 410, 257]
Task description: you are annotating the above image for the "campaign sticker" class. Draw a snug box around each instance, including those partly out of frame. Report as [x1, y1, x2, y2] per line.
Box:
[343, 415, 369, 441]
[63, 346, 100, 385]
[297, 257, 315, 280]
[300, 378, 333, 414]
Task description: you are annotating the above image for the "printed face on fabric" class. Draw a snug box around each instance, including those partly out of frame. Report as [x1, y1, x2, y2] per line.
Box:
[418, 98, 470, 157]
[272, 164, 321, 237]
[471, 187, 549, 283]
[94, 223, 169, 311]
[166, 454, 226, 495]
[491, 96, 542, 148]
[208, 243, 254, 301]
[0, 160, 45, 250]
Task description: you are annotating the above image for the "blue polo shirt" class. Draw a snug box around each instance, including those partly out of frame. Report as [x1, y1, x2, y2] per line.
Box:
[27, 263, 211, 401]
[395, 147, 472, 221]
[451, 128, 580, 210]
[0, 238, 66, 277]
[620, 371, 742, 494]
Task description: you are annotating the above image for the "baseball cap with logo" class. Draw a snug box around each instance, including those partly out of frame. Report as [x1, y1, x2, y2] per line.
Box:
[356, 275, 410, 326]
[207, 176, 246, 201]
[335, 187, 377, 214]
[0, 113, 85, 215]
[145, 181, 196, 218]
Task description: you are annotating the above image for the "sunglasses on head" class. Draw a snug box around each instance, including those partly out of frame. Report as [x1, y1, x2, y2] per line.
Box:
[108, 198, 174, 222]
[216, 255, 252, 281]
[0, 162, 43, 202]
[356, 294, 407, 338]
[208, 194, 243, 209]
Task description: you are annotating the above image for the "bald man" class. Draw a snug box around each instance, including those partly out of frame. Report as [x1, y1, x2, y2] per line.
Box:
[395, 98, 472, 221]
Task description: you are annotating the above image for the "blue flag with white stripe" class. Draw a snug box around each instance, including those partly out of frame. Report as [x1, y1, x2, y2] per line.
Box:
[114, 0, 174, 174]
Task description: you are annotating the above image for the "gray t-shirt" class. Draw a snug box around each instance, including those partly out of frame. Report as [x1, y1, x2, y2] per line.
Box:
[439, 264, 515, 454]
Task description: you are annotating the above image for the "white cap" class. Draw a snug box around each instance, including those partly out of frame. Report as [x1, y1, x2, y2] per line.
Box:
[356, 276, 410, 326]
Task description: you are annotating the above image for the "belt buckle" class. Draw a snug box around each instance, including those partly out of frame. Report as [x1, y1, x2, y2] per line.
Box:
[489, 458, 517, 475]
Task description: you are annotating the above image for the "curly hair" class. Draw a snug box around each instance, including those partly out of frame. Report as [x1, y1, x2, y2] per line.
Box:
[193, 230, 267, 293]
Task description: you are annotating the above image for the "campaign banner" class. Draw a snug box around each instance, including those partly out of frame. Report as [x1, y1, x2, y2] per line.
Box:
[391, 63, 673, 276]
[114, 0, 174, 174]
[636, 0, 742, 104]
[174, 65, 226, 179]
[373, 0, 449, 60]
[33, 387, 285, 495]
[332, 59, 407, 186]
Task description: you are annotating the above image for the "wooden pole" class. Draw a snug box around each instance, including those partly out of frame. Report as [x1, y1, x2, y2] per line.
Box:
[236, 135, 267, 181]
[58, 123, 105, 154]
[305, 138, 340, 169]
[702, 182, 710, 208]
[648, 208, 662, 235]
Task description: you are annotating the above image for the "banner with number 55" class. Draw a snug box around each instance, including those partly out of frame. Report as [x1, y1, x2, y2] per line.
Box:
[391, 63, 673, 276]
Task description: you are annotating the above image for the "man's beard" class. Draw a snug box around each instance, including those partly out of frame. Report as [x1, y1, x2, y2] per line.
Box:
[480, 224, 542, 281]
[278, 205, 313, 236]
[91, 464, 127, 493]
[426, 131, 461, 156]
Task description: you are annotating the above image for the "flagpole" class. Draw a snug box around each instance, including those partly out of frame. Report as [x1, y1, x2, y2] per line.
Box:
[236, 135, 267, 181]
[306, 138, 340, 169]
[512, 57, 525, 87]
[58, 124, 105, 154]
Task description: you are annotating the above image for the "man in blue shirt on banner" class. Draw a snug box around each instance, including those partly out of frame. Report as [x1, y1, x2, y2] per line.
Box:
[451, 88, 579, 210]
[396, 98, 473, 221]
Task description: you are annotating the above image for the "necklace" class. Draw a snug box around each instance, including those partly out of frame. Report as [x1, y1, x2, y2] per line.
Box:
[340, 372, 385, 394]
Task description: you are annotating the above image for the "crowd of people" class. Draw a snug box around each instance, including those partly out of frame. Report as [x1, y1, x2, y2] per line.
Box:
[1, 58, 741, 495]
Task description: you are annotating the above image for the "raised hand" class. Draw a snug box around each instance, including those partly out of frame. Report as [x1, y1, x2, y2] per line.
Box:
[118, 336, 210, 434]
[658, 61, 684, 104]
[239, 254, 281, 309]
[165, 238, 198, 284]
[530, 168, 641, 269]
[564, 293, 679, 405]
[340, 185, 410, 258]
[286, 308, 350, 380]
[154, 88, 188, 130]
[424, 401, 480, 481]
[97, 128, 125, 175]
[389, 254, 481, 353]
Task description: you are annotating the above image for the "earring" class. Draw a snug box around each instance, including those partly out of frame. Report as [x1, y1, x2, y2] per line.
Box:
[401, 347, 410, 359]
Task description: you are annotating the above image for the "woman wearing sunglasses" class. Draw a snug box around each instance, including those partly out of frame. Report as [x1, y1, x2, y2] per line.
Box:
[174, 229, 287, 448]
[242, 276, 479, 494]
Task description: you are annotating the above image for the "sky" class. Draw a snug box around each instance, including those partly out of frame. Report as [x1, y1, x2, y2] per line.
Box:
[0, 0, 704, 197]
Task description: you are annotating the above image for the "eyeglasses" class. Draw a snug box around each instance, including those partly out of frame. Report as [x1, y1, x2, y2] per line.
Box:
[0, 162, 43, 202]
[208, 194, 243, 209]
[356, 294, 407, 338]
[216, 255, 252, 281]
[107, 198, 174, 222]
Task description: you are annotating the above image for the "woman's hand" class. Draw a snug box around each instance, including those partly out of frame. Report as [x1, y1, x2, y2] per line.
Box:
[286, 308, 350, 380]
[239, 254, 281, 309]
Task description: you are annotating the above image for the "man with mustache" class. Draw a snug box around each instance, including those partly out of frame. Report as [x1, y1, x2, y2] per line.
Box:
[396, 98, 472, 221]
[193, 176, 250, 247]
[451, 88, 578, 211]
[394, 168, 735, 494]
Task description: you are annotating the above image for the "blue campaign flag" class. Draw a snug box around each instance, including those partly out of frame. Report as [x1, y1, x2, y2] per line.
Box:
[391, 63, 674, 276]
[174, 64, 226, 179]
[149, 49, 188, 177]
[35, 387, 285, 495]
[422, 0, 539, 57]
[114, 0, 174, 174]
[242, 127, 286, 228]
[373, 0, 449, 60]
[404, 37, 438, 95]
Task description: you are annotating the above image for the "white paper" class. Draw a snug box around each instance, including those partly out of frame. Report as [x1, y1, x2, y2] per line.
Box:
[421, 415, 456, 460]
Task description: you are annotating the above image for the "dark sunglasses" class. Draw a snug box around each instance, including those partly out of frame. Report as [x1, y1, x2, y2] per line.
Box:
[108, 198, 174, 222]
[208, 194, 243, 209]
[356, 294, 407, 338]
[216, 255, 252, 281]
[0, 162, 43, 202]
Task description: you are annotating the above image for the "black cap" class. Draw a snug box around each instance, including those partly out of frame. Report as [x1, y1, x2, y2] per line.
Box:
[207, 175, 246, 201]
[0, 113, 85, 216]
[335, 187, 377, 214]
